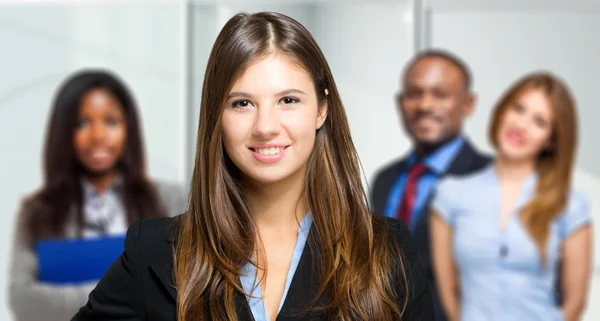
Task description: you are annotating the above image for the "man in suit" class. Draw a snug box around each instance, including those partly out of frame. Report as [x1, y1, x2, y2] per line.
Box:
[370, 49, 491, 321]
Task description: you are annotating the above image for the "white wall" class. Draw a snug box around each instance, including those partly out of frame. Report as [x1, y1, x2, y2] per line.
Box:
[0, 3, 185, 320]
[311, 2, 414, 188]
[426, 6, 600, 321]
[425, 0, 600, 11]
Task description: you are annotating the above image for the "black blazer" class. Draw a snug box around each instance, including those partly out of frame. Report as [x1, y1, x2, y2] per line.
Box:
[370, 139, 491, 321]
[72, 215, 435, 320]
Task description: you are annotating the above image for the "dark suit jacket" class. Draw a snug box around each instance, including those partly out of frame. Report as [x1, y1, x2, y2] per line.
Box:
[72, 215, 435, 320]
[370, 139, 491, 321]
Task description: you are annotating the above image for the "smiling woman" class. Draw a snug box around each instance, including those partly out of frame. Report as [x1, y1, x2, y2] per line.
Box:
[7, 69, 187, 321]
[430, 72, 593, 321]
[73, 88, 127, 175]
[221, 54, 327, 184]
[72, 11, 434, 321]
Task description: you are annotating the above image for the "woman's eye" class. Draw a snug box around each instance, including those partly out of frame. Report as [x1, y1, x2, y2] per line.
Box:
[231, 100, 252, 108]
[535, 117, 548, 128]
[281, 97, 299, 105]
[105, 118, 119, 126]
[77, 119, 89, 128]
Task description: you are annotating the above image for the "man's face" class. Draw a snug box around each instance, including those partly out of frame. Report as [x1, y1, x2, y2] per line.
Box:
[398, 57, 474, 146]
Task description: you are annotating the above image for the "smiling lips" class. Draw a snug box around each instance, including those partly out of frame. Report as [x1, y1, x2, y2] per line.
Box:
[249, 145, 290, 163]
[413, 115, 441, 130]
[504, 128, 525, 148]
[86, 148, 112, 162]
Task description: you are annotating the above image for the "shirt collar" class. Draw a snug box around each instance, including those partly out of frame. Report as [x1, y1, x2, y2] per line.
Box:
[240, 212, 313, 276]
[484, 163, 538, 194]
[299, 212, 313, 235]
[408, 135, 465, 174]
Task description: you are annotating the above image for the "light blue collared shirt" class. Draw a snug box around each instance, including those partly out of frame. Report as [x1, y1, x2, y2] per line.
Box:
[240, 214, 312, 321]
[432, 164, 591, 321]
[384, 136, 465, 231]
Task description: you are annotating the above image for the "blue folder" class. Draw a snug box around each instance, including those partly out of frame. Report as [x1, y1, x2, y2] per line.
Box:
[36, 234, 125, 284]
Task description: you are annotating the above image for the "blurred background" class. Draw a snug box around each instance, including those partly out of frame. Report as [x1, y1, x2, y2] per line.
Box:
[0, 0, 598, 320]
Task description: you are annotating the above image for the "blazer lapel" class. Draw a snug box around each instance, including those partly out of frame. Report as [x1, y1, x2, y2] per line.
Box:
[149, 261, 256, 320]
[235, 289, 254, 320]
[149, 220, 179, 303]
[151, 233, 255, 320]
[277, 229, 327, 321]
[154, 216, 328, 320]
[150, 258, 178, 302]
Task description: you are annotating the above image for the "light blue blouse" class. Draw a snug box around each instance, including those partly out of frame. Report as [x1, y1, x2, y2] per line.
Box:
[432, 165, 591, 321]
[239, 214, 312, 321]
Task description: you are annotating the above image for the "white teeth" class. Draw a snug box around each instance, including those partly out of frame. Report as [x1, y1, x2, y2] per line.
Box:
[89, 149, 111, 159]
[255, 147, 284, 155]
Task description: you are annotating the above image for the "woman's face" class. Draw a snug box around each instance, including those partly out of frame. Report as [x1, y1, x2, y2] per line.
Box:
[221, 54, 327, 185]
[496, 88, 554, 163]
[74, 88, 127, 175]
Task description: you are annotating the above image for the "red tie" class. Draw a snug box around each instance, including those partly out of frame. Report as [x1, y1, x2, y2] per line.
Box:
[396, 163, 428, 224]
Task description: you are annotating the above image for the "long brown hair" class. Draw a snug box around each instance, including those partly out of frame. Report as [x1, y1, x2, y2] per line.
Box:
[25, 69, 166, 242]
[174, 12, 409, 321]
[489, 71, 578, 263]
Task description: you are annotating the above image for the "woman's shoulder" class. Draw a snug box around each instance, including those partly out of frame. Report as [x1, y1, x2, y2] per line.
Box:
[132, 215, 181, 243]
[18, 190, 45, 212]
[551, 189, 592, 239]
[557, 189, 591, 224]
[553, 189, 590, 219]
[14, 191, 47, 226]
[566, 189, 589, 212]
[73, 215, 183, 320]
[126, 215, 182, 259]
